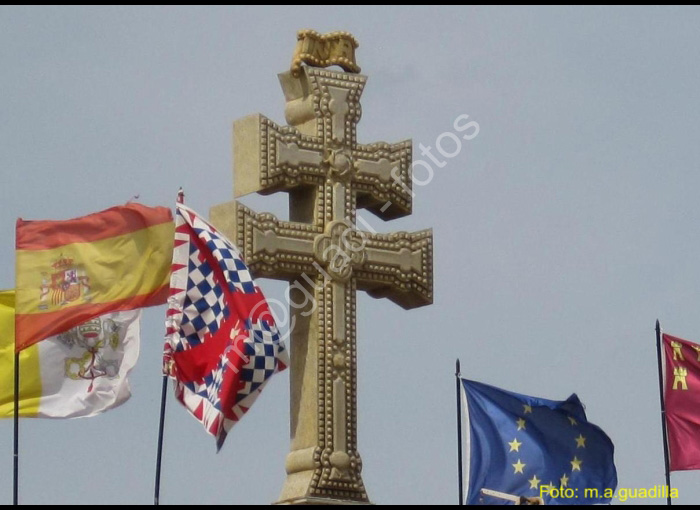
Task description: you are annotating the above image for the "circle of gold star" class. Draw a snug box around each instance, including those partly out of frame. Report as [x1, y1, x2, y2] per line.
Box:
[528, 475, 540, 489]
[512, 459, 526, 474]
[508, 438, 522, 452]
[571, 456, 582, 472]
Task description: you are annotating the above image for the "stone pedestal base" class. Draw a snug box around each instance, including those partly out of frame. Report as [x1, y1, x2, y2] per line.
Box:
[276, 497, 372, 506]
[274, 457, 370, 505]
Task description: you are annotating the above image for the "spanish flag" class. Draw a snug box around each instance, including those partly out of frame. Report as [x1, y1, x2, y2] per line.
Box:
[15, 203, 173, 351]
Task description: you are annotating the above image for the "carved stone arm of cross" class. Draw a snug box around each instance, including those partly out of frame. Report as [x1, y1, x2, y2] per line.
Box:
[355, 229, 433, 310]
[232, 113, 415, 221]
[233, 114, 326, 198]
[210, 200, 433, 311]
[210, 201, 321, 282]
[353, 141, 413, 220]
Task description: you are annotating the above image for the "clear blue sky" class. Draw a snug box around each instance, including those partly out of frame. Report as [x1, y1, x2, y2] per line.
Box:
[2, 5, 700, 504]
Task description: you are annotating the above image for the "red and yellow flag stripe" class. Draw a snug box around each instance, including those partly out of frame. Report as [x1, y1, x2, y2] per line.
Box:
[15, 203, 173, 351]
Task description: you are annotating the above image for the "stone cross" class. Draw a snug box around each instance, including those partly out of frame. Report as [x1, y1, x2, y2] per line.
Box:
[210, 35, 433, 504]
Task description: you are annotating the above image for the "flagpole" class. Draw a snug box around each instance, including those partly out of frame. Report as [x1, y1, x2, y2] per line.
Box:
[655, 319, 672, 505]
[154, 374, 168, 505]
[154, 188, 184, 505]
[456, 359, 464, 506]
[13, 351, 19, 506]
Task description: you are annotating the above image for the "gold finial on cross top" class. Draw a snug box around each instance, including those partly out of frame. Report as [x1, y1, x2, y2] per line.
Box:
[291, 29, 361, 77]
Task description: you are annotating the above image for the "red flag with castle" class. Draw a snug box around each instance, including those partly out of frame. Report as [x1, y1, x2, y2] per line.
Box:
[663, 333, 700, 471]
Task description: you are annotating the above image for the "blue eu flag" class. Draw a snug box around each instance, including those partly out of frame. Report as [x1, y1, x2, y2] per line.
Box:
[461, 379, 617, 505]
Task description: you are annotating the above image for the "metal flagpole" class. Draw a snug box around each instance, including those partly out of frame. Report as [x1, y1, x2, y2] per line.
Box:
[154, 188, 183, 505]
[456, 359, 464, 506]
[13, 352, 19, 506]
[154, 374, 169, 505]
[655, 319, 672, 505]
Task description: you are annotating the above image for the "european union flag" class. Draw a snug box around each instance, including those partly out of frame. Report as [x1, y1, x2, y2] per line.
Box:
[461, 379, 617, 505]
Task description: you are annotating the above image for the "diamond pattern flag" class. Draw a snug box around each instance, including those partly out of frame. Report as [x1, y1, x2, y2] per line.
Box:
[164, 202, 288, 450]
[461, 378, 617, 505]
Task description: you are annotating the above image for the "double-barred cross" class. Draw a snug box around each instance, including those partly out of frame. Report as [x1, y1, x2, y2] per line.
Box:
[211, 62, 433, 505]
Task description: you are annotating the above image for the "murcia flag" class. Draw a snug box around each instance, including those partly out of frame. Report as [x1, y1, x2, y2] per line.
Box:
[15, 202, 173, 351]
[662, 332, 700, 471]
[0, 290, 141, 418]
[164, 203, 288, 450]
